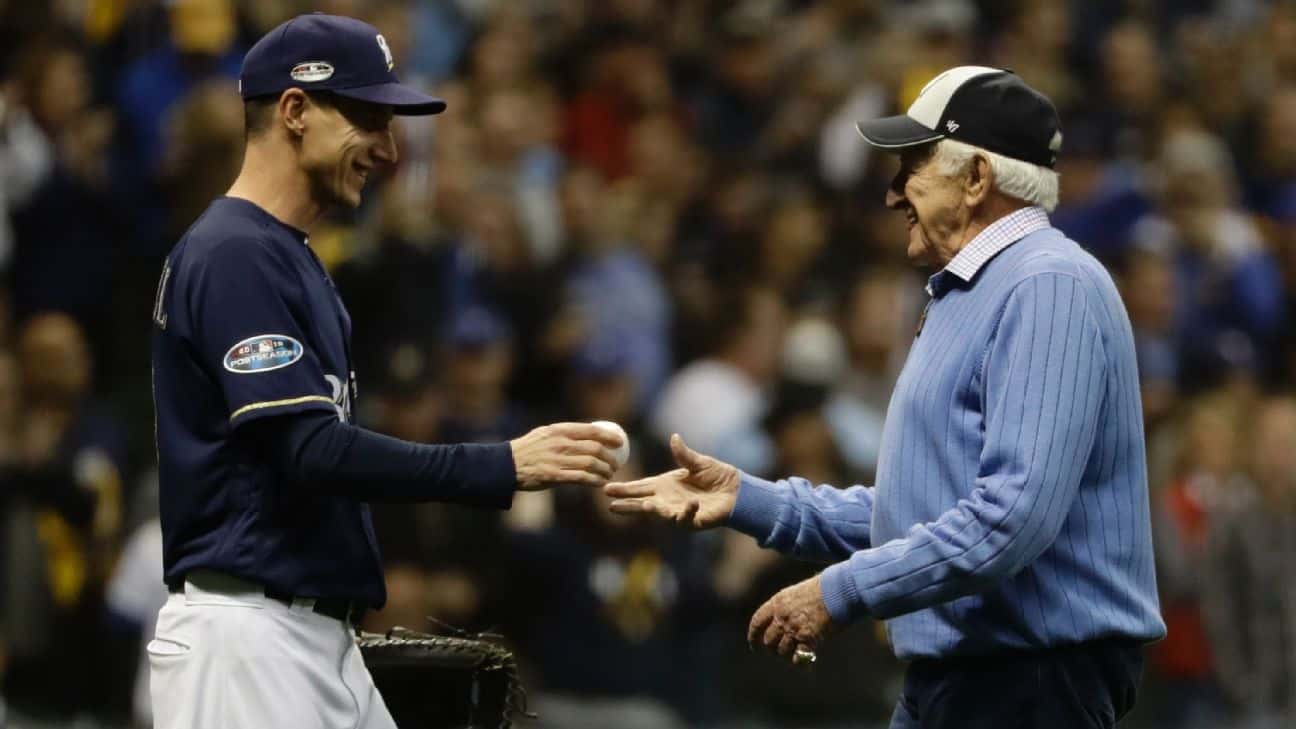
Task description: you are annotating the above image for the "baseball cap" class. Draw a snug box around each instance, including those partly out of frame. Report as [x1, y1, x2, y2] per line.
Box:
[239, 13, 446, 116]
[857, 66, 1061, 168]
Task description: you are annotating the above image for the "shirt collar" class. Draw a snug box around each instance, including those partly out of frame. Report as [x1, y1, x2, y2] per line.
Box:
[925, 206, 1050, 297]
[945, 206, 1050, 281]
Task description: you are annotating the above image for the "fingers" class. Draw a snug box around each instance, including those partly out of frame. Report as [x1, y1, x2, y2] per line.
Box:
[776, 632, 798, 658]
[548, 422, 625, 449]
[669, 433, 707, 472]
[604, 480, 659, 499]
[748, 602, 773, 647]
[763, 617, 786, 650]
[556, 454, 615, 480]
[608, 498, 656, 515]
[554, 469, 609, 487]
[680, 499, 700, 526]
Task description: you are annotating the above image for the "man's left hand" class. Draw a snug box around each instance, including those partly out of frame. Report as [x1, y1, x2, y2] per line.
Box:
[748, 574, 839, 663]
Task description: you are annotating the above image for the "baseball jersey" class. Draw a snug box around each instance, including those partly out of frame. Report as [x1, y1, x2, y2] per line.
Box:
[151, 196, 385, 605]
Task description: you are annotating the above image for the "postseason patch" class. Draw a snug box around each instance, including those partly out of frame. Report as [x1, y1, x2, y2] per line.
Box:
[223, 335, 304, 374]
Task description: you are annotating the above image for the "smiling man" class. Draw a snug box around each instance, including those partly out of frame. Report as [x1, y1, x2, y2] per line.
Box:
[148, 14, 623, 729]
[607, 67, 1166, 728]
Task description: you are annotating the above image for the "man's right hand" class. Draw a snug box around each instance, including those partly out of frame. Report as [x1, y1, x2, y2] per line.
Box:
[510, 423, 624, 491]
[604, 433, 739, 529]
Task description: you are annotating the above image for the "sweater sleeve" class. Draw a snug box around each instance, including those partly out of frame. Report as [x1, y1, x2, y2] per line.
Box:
[727, 472, 874, 563]
[243, 410, 517, 509]
[820, 273, 1107, 623]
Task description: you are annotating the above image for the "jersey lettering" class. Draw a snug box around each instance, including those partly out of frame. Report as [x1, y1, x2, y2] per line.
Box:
[325, 373, 352, 422]
[152, 260, 172, 329]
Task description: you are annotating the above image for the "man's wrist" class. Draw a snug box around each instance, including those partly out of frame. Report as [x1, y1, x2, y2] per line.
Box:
[727, 472, 785, 539]
[819, 562, 863, 625]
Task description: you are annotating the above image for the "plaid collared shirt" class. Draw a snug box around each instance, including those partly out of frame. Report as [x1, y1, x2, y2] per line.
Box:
[926, 206, 1052, 296]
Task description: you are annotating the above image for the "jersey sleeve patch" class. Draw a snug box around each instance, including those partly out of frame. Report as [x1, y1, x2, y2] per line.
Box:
[223, 334, 305, 374]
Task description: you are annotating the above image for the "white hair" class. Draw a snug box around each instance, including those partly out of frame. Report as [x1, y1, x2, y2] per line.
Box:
[929, 138, 1060, 212]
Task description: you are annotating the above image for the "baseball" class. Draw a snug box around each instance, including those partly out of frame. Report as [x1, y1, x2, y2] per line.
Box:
[591, 420, 630, 468]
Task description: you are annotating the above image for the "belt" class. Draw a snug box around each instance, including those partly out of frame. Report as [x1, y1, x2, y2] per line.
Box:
[168, 577, 366, 624]
[263, 588, 367, 624]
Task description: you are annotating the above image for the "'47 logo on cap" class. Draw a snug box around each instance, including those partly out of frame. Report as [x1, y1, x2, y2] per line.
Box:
[376, 34, 393, 71]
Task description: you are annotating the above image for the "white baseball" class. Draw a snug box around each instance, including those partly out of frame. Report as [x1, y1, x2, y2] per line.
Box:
[591, 420, 630, 468]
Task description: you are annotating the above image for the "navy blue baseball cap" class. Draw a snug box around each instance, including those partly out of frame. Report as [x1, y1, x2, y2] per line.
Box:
[239, 13, 446, 116]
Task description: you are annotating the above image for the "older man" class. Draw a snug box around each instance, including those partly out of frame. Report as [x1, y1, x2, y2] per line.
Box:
[607, 67, 1165, 728]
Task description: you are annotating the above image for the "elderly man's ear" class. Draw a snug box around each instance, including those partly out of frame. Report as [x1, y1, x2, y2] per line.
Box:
[964, 155, 993, 206]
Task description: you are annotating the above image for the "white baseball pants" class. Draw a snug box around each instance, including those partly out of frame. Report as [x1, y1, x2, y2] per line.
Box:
[148, 570, 397, 729]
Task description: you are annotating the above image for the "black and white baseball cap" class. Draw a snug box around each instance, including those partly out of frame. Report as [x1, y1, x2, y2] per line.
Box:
[239, 13, 446, 116]
[857, 66, 1062, 168]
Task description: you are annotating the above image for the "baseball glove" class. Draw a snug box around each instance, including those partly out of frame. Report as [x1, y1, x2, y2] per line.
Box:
[358, 626, 531, 729]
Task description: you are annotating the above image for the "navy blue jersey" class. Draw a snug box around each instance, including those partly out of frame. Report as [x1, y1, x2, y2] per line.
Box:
[151, 196, 385, 604]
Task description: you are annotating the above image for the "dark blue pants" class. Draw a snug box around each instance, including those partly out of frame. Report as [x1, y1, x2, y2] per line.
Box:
[888, 639, 1144, 729]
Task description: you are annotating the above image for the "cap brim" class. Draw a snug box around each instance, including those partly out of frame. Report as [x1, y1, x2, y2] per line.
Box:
[856, 115, 943, 149]
[333, 83, 447, 116]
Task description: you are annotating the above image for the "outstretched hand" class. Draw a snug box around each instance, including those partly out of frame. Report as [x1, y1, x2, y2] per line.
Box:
[603, 433, 740, 529]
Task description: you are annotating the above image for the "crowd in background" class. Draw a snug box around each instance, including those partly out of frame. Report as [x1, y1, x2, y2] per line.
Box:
[0, 0, 1294, 727]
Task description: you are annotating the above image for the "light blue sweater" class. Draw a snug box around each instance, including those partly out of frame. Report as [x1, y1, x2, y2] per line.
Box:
[729, 224, 1167, 660]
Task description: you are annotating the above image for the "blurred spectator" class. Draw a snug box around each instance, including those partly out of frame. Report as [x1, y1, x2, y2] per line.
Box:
[687, 18, 781, 159]
[1200, 396, 1296, 729]
[567, 336, 636, 416]
[756, 192, 831, 299]
[823, 268, 917, 481]
[1097, 21, 1166, 156]
[764, 383, 845, 487]
[1175, 17, 1253, 138]
[1121, 248, 1181, 428]
[438, 307, 529, 444]
[563, 168, 672, 409]
[359, 339, 502, 636]
[504, 465, 724, 728]
[115, 0, 242, 179]
[1149, 395, 1241, 729]
[333, 178, 458, 382]
[992, 0, 1080, 112]
[890, 0, 977, 110]
[1244, 84, 1296, 217]
[158, 79, 242, 239]
[467, 13, 538, 96]
[105, 517, 166, 729]
[1050, 117, 1152, 260]
[7, 38, 123, 353]
[1132, 129, 1285, 389]
[0, 73, 54, 271]
[1, 313, 127, 721]
[479, 85, 565, 264]
[563, 32, 675, 181]
[651, 286, 786, 476]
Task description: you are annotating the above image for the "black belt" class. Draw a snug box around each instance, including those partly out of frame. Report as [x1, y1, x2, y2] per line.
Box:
[263, 588, 366, 624]
[168, 580, 366, 624]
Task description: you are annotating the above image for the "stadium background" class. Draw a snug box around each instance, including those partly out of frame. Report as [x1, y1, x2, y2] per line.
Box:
[0, 0, 1294, 727]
